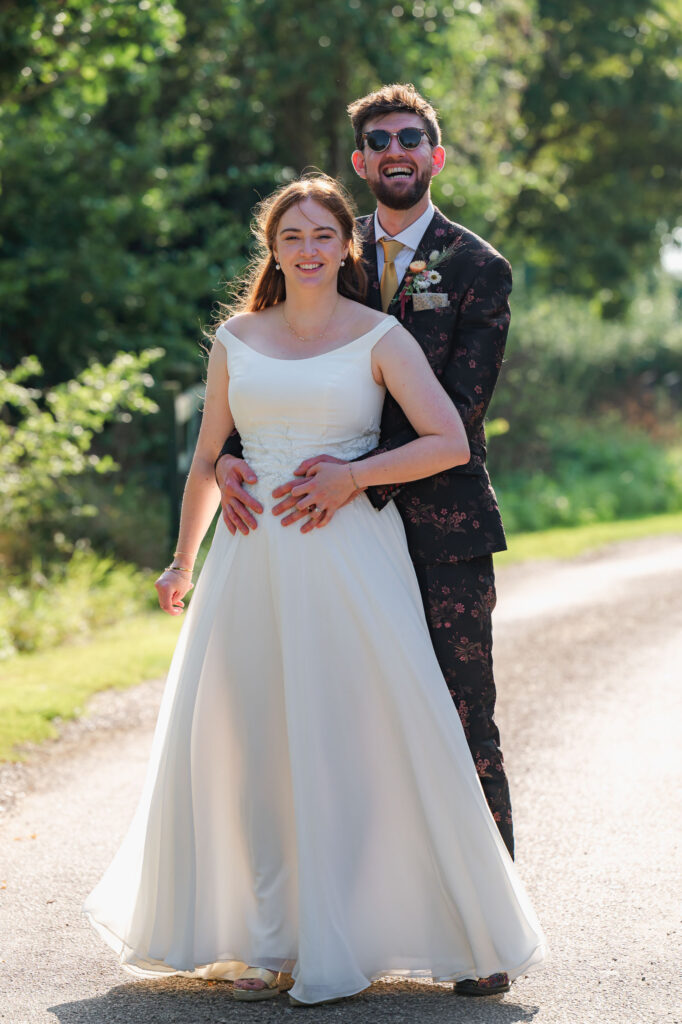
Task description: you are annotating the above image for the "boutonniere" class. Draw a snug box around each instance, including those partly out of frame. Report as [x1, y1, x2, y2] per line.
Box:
[392, 247, 454, 318]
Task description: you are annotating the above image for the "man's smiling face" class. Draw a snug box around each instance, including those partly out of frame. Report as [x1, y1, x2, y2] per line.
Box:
[351, 111, 445, 211]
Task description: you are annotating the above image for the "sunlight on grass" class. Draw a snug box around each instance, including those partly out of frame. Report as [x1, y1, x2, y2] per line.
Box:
[0, 612, 182, 761]
[497, 511, 682, 566]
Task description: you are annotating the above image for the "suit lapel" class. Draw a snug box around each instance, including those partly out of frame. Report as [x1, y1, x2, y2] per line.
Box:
[408, 208, 445, 271]
[357, 215, 382, 311]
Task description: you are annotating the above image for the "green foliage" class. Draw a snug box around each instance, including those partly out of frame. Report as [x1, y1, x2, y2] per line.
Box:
[503, 0, 682, 307]
[65, 474, 170, 567]
[489, 277, 682, 473]
[0, 348, 162, 569]
[2, 0, 680, 389]
[0, 1, 184, 104]
[494, 419, 682, 533]
[0, 548, 157, 660]
[0, 611, 182, 760]
[488, 277, 682, 531]
[0, 1, 187, 379]
[0, 0, 680, 569]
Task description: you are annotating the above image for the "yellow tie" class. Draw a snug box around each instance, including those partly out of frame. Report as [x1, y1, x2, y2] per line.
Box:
[379, 238, 405, 312]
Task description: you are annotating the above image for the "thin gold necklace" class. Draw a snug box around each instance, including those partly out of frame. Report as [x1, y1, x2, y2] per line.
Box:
[281, 296, 340, 344]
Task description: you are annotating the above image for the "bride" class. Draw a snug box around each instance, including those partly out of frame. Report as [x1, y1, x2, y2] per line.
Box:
[83, 173, 546, 1006]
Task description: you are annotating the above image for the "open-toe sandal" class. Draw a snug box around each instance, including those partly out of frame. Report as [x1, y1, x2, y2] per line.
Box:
[233, 967, 281, 1001]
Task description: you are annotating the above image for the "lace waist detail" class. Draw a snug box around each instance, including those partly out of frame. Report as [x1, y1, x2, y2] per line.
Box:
[241, 429, 379, 507]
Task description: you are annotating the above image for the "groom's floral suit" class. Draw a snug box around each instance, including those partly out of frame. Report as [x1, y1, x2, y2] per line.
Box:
[357, 207, 514, 857]
[218, 206, 514, 856]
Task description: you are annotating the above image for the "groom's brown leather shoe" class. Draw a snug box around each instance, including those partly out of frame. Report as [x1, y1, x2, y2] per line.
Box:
[454, 972, 510, 996]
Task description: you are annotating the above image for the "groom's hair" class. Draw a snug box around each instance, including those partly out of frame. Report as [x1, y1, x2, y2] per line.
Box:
[347, 84, 441, 151]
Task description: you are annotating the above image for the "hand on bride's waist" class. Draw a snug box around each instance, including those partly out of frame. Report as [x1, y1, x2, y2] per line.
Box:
[215, 453, 264, 536]
[216, 447, 368, 537]
[271, 454, 364, 533]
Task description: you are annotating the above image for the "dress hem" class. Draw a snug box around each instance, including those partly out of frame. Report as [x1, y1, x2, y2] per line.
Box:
[83, 905, 548, 992]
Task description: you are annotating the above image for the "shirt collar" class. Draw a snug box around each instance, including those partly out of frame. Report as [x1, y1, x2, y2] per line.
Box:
[373, 200, 435, 252]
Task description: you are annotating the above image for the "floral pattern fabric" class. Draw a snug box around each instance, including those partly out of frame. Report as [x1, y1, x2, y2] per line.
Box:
[356, 206, 511, 565]
[356, 209, 515, 854]
[413, 557, 514, 857]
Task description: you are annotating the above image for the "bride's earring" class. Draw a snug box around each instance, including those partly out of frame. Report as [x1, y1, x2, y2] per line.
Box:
[340, 260, 345, 267]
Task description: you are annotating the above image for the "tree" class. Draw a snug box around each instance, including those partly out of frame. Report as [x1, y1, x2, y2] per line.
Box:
[0, 347, 162, 569]
[502, 0, 682, 308]
[1, 0, 680, 393]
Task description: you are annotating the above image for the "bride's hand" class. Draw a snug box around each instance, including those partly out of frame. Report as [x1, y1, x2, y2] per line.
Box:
[289, 461, 360, 529]
[272, 454, 360, 532]
[155, 570, 194, 615]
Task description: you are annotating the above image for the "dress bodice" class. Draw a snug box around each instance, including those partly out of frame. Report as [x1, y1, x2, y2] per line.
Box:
[215, 318, 397, 506]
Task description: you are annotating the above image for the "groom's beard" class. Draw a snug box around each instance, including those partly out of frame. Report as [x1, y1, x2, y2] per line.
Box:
[364, 165, 432, 210]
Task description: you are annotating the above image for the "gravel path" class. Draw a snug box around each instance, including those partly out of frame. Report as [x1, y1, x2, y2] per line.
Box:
[1, 536, 680, 1024]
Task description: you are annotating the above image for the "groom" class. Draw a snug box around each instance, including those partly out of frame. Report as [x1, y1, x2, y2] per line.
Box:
[215, 84, 514, 996]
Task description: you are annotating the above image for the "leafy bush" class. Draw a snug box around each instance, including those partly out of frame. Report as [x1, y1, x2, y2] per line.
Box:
[56, 474, 170, 569]
[489, 281, 682, 476]
[495, 418, 682, 533]
[0, 349, 163, 571]
[0, 548, 157, 660]
[484, 279, 682, 532]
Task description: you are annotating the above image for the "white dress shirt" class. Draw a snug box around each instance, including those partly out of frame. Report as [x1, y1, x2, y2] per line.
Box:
[373, 200, 435, 288]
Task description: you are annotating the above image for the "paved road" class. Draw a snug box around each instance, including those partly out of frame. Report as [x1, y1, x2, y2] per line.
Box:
[1, 537, 681, 1024]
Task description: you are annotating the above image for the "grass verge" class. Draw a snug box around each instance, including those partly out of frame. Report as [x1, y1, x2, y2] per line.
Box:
[3, 510, 681, 762]
[0, 611, 182, 761]
[496, 511, 682, 566]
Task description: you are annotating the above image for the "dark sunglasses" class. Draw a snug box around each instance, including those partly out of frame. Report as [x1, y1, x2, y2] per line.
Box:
[361, 127, 432, 153]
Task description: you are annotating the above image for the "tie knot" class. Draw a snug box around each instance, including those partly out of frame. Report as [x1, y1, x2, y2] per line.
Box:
[379, 238, 405, 263]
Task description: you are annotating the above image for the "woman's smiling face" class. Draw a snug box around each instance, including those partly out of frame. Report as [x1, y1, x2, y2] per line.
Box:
[274, 199, 349, 289]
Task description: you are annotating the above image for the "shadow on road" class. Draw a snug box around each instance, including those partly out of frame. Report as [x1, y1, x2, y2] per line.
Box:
[49, 977, 541, 1023]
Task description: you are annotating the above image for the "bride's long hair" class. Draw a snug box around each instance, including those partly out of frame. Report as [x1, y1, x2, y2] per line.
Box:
[214, 173, 368, 324]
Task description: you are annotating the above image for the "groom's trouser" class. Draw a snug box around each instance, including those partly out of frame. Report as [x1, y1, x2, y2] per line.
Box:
[413, 555, 514, 859]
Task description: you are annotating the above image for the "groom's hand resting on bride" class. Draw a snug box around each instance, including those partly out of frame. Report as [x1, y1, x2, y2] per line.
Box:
[272, 455, 363, 533]
[215, 454, 263, 535]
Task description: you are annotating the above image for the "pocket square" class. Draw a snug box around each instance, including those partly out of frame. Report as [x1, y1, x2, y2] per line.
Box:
[412, 292, 450, 311]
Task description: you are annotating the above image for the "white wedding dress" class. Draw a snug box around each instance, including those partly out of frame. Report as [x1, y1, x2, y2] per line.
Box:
[84, 316, 547, 1004]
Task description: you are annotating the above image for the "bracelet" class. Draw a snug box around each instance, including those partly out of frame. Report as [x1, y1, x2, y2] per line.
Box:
[164, 564, 193, 575]
[173, 550, 195, 559]
[348, 463, 362, 491]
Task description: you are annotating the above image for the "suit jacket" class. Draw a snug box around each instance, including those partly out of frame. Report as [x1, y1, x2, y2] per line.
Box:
[355, 206, 510, 564]
[218, 206, 511, 565]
